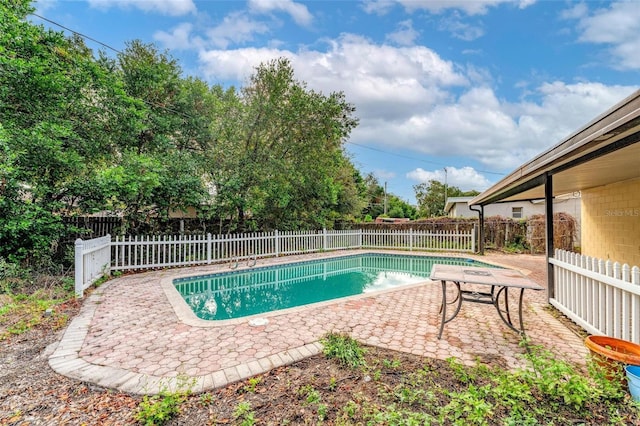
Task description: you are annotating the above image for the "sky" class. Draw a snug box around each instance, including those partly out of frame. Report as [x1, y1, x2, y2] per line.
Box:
[31, 0, 640, 204]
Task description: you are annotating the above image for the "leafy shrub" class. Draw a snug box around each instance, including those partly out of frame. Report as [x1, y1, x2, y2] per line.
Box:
[135, 393, 183, 426]
[135, 377, 193, 425]
[321, 332, 366, 368]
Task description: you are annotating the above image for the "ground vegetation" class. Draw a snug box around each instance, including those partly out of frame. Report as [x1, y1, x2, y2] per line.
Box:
[1, 266, 638, 425]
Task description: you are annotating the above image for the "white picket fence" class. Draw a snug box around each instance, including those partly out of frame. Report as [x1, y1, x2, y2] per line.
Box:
[74, 234, 111, 297]
[549, 249, 640, 344]
[74, 228, 475, 297]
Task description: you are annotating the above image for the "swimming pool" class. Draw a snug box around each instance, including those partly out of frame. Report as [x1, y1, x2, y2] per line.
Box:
[173, 253, 497, 321]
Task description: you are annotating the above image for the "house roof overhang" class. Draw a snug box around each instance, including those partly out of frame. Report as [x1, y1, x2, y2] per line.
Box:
[444, 197, 473, 213]
[470, 89, 640, 206]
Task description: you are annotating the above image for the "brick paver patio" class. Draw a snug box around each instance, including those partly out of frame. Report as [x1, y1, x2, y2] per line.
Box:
[48, 250, 588, 395]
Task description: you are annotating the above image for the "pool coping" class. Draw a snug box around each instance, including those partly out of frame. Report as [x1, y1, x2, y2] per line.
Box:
[48, 249, 530, 395]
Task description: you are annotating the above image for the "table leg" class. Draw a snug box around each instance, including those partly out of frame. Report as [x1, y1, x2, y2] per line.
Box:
[438, 280, 463, 339]
[518, 288, 525, 333]
[494, 286, 527, 336]
[503, 287, 512, 324]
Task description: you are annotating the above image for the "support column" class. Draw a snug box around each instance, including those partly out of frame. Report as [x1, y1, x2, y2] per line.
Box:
[545, 173, 555, 300]
[469, 205, 484, 254]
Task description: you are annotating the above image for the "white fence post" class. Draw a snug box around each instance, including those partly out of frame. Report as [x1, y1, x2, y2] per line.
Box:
[409, 228, 413, 251]
[74, 234, 111, 298]
[74, 238, 84, 298]
[323, 228, 327, 251]
[633, 266, 640, 344]
[471, 226, 476, 253]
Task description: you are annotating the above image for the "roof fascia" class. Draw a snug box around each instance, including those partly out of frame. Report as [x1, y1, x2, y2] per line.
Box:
[470, 90, 640, 206]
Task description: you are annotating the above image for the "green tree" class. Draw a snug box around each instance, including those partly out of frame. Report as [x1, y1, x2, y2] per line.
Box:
[117, 40, 184, 154]
[386, 195, 417, 219]
[88, 42, 212, 231]
[0, 0, 375, 264]
[208, 58, 360, 230]
[0, 0, 140, 261]
[0, 1, 212, 254]
[361, 174, 416, 220]
[414, 179, 479, 218]
[362, 173, 386, 219]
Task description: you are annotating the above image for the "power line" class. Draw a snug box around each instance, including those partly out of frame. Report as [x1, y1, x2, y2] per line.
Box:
[30, 12, 508, 178]
[29, 13, 203, 123]
[31, 13, 122, 54]
[346, 141, 506, 176]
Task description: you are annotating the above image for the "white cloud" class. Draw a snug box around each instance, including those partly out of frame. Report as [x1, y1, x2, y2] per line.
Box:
[375, 170, 396, 180]
[87, 0, 196, 16]
[406, 167, 493, 192]
[205, 12, 270, 49]
[566, 1, 640, 70]
[351, 81, 637, 172]
[438, 14, 485, 41]
[154, 22, 205, 50]
[386, 20, 420, 46]
[395, 0, 523, 16]
[34, 0, 56, 13]
[363, 0, 534, 16]
[248, 0, 313, 26]
[199, 33, 467, 117]
[198, 47, 294, 83]
[559, 3, 588, 20]
[361, 0, 397, 16]
[517, 0, 536, 9]
[197, 34, 636, 174]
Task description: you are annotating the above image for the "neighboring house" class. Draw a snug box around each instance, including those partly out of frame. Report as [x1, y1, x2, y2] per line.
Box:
[470, 89, 640, 267]
[445, 195, 581, 221]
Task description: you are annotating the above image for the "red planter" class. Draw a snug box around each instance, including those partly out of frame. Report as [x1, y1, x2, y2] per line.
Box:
[584, 335, 640, 381]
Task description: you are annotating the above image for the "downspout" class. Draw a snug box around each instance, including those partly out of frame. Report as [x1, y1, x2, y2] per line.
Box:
[545, 173, 555, 302]
[469, 204, 484, 255]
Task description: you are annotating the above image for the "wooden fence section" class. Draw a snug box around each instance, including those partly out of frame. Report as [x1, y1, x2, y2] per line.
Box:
[74, 235, 111, 297]
[550, 249, 640, 344]
[64, 216, 122, 238]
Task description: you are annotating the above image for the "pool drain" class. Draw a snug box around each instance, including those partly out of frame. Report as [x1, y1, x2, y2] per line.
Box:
[249, 317, 269, 326]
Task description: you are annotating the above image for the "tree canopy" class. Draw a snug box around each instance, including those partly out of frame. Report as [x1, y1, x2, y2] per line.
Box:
[206, 58, 361, 231]
[1, 0, 378, 264]
[414, 180, 479, 218]
[362, 173, 416, 221]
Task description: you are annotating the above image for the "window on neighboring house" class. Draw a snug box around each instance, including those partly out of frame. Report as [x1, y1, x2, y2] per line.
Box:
[512, 207, 523, 219]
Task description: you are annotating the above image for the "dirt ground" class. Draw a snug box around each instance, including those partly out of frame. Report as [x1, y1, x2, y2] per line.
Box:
[1, 252, 639, 425]
[2, 314, 639, 425]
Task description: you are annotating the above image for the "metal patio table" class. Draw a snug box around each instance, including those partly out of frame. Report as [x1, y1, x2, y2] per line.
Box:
[429, 264, 544, 339]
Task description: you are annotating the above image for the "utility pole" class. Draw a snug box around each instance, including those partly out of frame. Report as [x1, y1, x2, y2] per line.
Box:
[443, 168, 448, 215]
[384, 181, 388, 215]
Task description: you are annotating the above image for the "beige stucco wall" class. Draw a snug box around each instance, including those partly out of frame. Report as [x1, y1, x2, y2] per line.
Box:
[581, 177, 640, 267]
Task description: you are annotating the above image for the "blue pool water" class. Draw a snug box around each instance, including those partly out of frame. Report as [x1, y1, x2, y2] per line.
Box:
[174, 253, 497, 321]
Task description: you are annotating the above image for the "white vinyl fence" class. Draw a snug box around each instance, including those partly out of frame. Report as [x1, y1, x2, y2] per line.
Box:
[74, 234, 111, 298]
[74, 228, 475, 297]
[549, 249, 640, 345]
